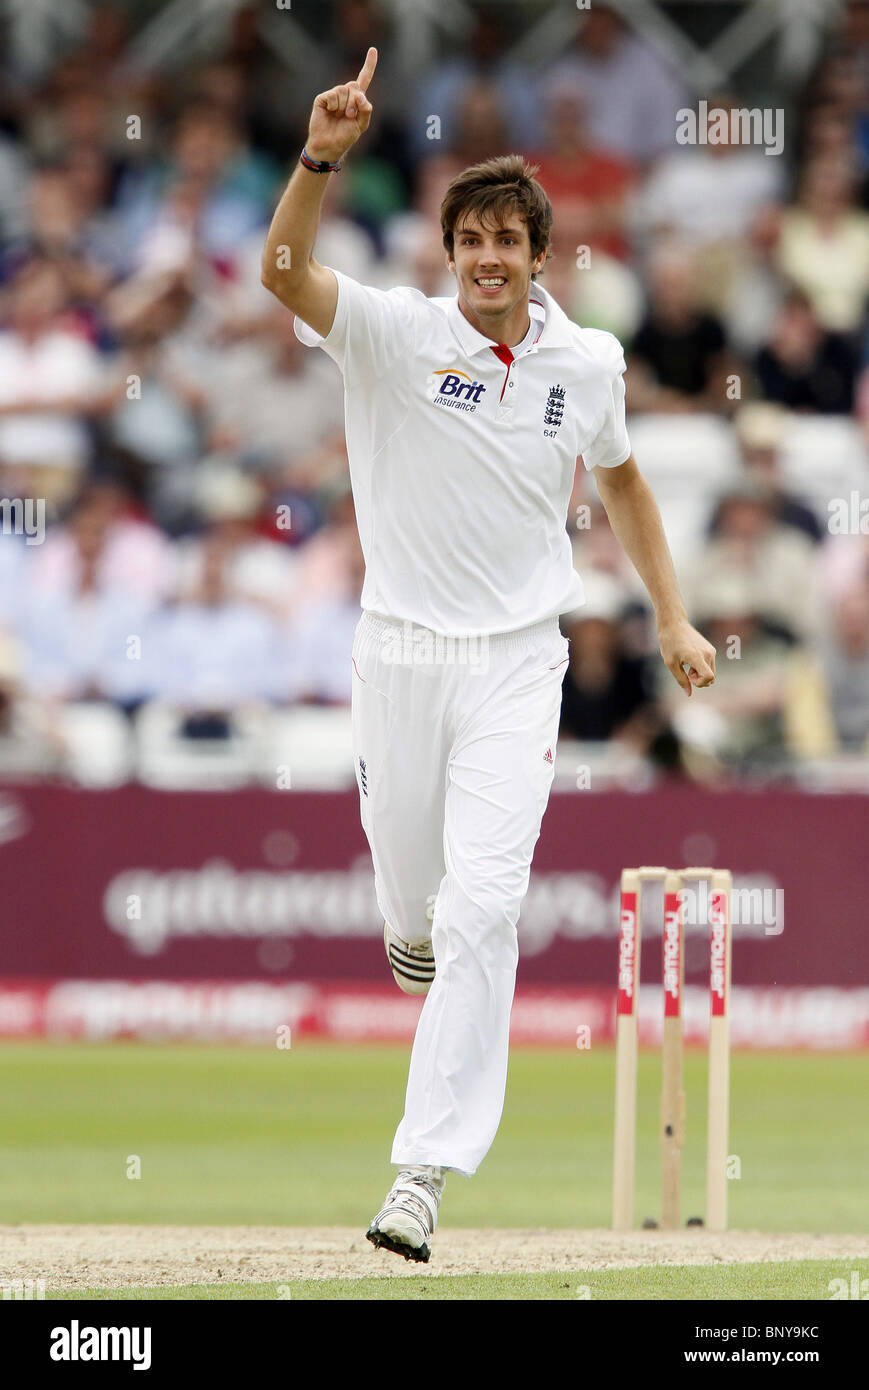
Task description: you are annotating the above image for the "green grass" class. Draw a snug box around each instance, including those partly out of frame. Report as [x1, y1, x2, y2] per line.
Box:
[0, 1042, 866, 1231]
[46, 1260, 864, 1301]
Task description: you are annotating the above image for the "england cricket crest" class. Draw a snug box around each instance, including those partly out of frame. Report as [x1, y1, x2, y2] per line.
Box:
[543, 384, 565, 433]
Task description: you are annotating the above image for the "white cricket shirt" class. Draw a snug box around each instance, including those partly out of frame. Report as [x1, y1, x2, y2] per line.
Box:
[294, 270, 631, 636]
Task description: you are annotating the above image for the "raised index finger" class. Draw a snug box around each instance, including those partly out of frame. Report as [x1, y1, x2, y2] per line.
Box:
[355, 46, 378, 92]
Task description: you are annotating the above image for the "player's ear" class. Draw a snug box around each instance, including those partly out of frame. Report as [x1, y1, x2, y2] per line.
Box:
[446, 253, 455, 275]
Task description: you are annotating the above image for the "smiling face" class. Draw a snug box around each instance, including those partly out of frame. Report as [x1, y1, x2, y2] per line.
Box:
[447, 210, 547, 334]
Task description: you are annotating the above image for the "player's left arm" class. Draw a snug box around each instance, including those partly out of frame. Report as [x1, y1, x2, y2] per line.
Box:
[591, 453, 716, 697]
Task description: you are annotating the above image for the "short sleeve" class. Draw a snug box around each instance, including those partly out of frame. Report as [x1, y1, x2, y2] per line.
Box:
[293, 268, 420, 384]
[581, 329, 632, 471]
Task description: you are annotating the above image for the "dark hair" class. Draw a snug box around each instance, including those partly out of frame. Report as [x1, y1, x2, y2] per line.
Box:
[440, 154, 553, 278]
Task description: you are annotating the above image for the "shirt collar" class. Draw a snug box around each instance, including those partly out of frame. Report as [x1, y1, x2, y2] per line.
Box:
[445, 280, 575, 358]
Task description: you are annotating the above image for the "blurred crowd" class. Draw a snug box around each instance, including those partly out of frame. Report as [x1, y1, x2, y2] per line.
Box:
[1, 0, 869, 785]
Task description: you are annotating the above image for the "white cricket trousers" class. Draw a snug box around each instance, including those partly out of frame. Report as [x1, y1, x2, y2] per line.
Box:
[351, 611, 568, 1176]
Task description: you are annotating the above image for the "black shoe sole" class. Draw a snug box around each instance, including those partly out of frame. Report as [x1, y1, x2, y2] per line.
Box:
[387, 947, 435, 987]
[366, 1225, 431, 1263]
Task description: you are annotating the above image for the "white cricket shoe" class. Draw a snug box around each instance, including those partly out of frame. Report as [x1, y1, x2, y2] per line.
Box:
[366, 1166, 445, 1263]
[383, 920, 435, 996]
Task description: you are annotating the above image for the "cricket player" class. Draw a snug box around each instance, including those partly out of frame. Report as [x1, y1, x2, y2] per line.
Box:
[262, 47, 716, 1262]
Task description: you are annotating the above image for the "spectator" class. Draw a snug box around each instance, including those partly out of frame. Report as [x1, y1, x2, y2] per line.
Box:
[638, 94, 785, 248]
[798, 99, 860, 170]
[732, 402, 824, 545]
[381, 215, 456, 298]
[28, 481, 175, 605]
[330, 2, 403, 136]
[559, 572, 656, 742]
[287, 508, 365, 705]
[1, 166, 115, 308]
[543, 4, 686, 168]
[720, 205, 788, 357]
[174, 466, 299, 619]
[18, 490, 160, 704]
[0, 131, 29, 244]
[0, 528, 29, 625]
[669, 579, 794, 772]
[62, 143, 131, 278]
[0, 627, 66, 776]
[530, 84, 636, 262]
[25, 63, 134, 173]
[150, 533, 283, 721]
[820, 523, 869, 608]
[115, 103, 277, 273]
[101, 270, 209, 528]
[287, 484, 363, 624]
[754, 289, 857, 414]
[415, 79, 512, 224]
[202, 301, 346, 487]
[626, 241, 733, 413]
[775, 154, 869, 335]
[687, 482, 820, 646]
[410, 6, 541, 167]
[636, 94, 785, 314]
[317, 4, 409, 239]
[0, 258, 106, 509]
[565, 248, 645, 343]
[237, 172, 380, 308]
[817, 584, 869, 751]
[569, 496, 648, 601]
[810, 31, 869, 199]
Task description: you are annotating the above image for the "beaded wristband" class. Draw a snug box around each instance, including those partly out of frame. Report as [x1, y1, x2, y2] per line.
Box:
[300, 146, 343, 173]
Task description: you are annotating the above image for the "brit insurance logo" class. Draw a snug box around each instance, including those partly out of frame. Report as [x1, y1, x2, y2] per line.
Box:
[544, 384, 566, 436]
[427, 368, 486, 413]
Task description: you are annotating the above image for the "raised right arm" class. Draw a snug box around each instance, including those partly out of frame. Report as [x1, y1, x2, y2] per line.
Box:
[260, 46, 378, 338]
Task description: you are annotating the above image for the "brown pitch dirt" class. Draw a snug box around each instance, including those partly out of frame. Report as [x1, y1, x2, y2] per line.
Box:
[1, 1225, 867, 1290]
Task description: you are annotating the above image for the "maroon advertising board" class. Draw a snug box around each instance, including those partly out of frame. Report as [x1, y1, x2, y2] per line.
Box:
[1, 783, 866, 1045]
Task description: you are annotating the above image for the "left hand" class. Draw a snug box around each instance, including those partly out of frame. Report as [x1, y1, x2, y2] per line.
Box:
[658, 617, 716, 697]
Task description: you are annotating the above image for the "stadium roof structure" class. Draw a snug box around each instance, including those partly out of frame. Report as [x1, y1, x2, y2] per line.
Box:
[1, 0, 843, 93]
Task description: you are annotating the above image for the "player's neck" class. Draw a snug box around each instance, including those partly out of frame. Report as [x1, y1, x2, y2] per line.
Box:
[457, 295, 532, 349]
